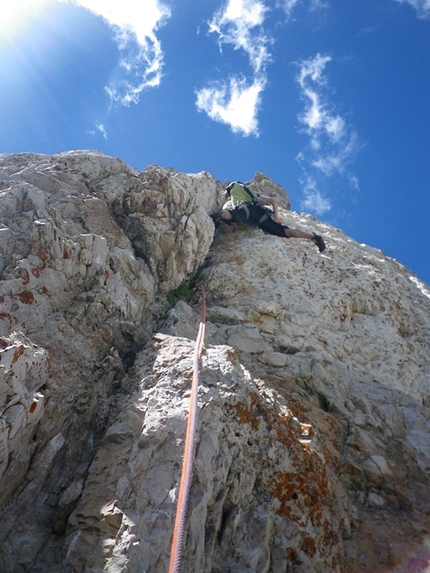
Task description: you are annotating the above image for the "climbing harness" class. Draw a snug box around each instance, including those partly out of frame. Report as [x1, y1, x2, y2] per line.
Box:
[168, 285, 206, 573]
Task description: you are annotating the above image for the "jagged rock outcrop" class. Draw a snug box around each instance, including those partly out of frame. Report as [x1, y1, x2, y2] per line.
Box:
[1, 151, 430, 572]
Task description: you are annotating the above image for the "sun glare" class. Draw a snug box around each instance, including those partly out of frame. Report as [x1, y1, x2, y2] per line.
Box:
[0, 0, 54, 42]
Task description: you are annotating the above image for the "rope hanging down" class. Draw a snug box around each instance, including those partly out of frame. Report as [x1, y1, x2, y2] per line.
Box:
[168, 285, 206, 573]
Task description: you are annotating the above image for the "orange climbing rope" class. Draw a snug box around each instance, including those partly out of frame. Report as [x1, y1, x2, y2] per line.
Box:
[168, 285, 206, 573]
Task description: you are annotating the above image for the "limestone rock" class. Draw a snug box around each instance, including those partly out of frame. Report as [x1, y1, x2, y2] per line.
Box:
[246, 171, 291, 210]
[57, 337, 351, 572]
[0, 333, 47, 503]
[1, 151, 430, 573]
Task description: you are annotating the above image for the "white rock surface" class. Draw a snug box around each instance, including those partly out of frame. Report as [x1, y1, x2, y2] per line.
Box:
[1, 151, 430, 573]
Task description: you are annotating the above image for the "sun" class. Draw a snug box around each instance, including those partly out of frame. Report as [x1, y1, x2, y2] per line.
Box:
[0, 0, 56, 43]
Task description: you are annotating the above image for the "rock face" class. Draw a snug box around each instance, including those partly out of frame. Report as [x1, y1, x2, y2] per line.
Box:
[1, 151, 430, 572]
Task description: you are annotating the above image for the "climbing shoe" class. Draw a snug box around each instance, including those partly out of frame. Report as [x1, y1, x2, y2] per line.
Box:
[313, 233, 326, 252]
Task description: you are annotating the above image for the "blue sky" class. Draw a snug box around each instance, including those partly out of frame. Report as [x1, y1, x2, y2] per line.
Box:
[1, 0, 429, 285]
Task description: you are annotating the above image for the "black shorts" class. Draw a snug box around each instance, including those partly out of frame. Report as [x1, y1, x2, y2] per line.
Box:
[259, 216, 289, 237]
[232, 203, 289, 238]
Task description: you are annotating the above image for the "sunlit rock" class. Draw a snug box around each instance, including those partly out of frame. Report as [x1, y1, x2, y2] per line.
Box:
[1, 150, 430, 572]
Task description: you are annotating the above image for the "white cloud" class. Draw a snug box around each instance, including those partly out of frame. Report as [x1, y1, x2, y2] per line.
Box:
[300, 176, 331, 215]
[196, 76, 265, 136]
[96, 123, 108, 140]
[310, 132, 361, 176]
[198, 0, 271, 135]
[348, 173, 359, 191]
[297, 52, 330, 87]
[309, 0, 329, 10]
[296, 53, 361, 176]
[209, 0, 272, 74]
[393, 0, 430, 19]
[276, 0, 301, 19]
[64, 0, 171, 105]
[199, 1, 328, 136]
[295, 53, 363, 215]
[276, 0, 327, 20]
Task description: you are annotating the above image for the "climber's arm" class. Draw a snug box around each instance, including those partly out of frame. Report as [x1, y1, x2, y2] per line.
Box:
[259, 195, 281, 223]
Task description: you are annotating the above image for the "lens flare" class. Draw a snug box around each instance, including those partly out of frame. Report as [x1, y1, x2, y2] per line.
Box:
[0, 0, 54, 43]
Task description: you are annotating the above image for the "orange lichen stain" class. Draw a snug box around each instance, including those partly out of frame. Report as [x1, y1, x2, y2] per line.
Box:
[344, 462, 360, 474]
[31, 264, 46, 278]
[31, 246, 48, 270]
[250, 392, 260, 407]
[272, 414, 295, 449]
[226, 348, 235, 360]
[29, 401, 37, 413]
[18, 291, 34, 305]
[14, 268, 30, 285]
[230, 384, 343, 556]
[226, 347, 240, 367]
[301, 537, 317, 558]
[322, 440, 341, 467]
[281, 399, 301, 420]
[286, 547, 302, 566]
[233, 392, 261, 430]
[270, 436, 332, 528]
[271, 471, 319, 525]
[322, 519, 339, 547]
[12, 345, 25, 365]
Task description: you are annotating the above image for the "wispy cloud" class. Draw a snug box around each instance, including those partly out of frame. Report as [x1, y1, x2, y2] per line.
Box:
[308, 0, 329, 10]
[208, 0, 272, 74]
[196, 76, 265, 136]
[96, 122, 108, 140]
[296, 54, 343, 145]
[310, 131, 361, 176]
[64, 0, 171, 105]
[196, 0, 328, 135]
[300, 174, 331, 215]
[393, 0, 430, 19]
[196, 0, 271, 136]
[295, 53, 362, 214]
[276, 0, 328, 20]
[276, 0, 301, 20]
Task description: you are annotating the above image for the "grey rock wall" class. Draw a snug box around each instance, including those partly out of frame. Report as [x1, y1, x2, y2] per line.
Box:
[1, 151, 430, 572]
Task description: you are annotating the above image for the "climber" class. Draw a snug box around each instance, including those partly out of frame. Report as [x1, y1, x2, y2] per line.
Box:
[212, 181, 326, 252]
